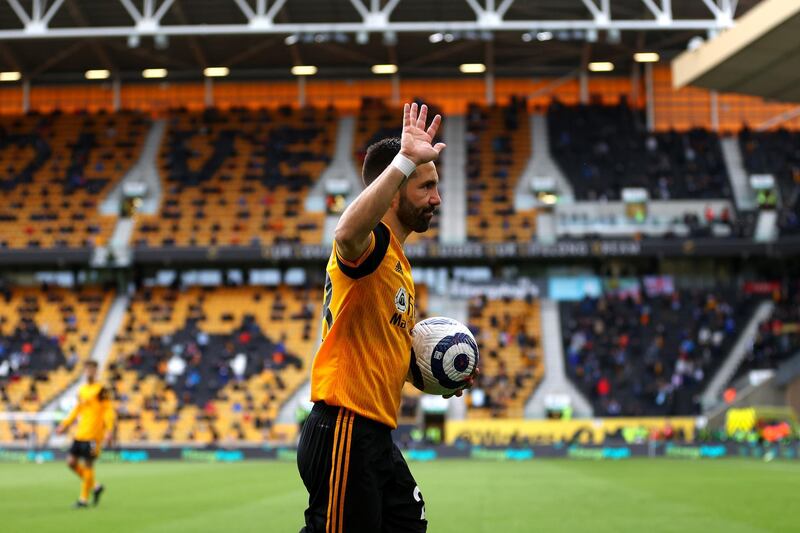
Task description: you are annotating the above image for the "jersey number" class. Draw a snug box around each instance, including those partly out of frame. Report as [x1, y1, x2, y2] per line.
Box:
[413, 486, 426, 521]
[322, 274, 333, 330]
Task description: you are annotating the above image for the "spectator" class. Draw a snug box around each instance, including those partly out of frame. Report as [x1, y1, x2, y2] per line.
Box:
[166, 353, 186, 386]
[231, 352, 247, 381]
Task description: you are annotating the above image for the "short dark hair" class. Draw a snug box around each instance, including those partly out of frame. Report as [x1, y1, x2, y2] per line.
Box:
[85, 360, 98, 368]
[362, 137, 402, 187]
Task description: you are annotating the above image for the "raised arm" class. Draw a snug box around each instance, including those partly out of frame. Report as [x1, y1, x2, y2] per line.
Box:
[334, 103, 446, 261]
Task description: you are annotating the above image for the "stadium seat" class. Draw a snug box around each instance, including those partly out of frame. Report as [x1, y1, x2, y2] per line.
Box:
[466, 295, 542, 418]
[132, 107, 335, 248]
[0, 112, 146, 250]
[465, 100, 537, 244]
[106, 285, 320, 445]
[548, 99, 732, 201]
[0, 285, 113, 446]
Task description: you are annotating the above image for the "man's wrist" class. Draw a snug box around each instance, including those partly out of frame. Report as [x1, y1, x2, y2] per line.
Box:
[394, 151, 419, 174]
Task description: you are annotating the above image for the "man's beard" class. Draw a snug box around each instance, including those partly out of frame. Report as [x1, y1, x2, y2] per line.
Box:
[398, 194, 435, 233]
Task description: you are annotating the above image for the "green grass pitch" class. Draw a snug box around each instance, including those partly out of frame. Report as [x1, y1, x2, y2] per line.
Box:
[1, 459, 797, 532]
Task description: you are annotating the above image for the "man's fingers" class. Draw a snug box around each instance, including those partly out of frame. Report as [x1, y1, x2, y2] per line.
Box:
[433, 142, 446, 154]
[409, 102, 418, 126]
[403, 103, 410, 128]
[417, 104, 428, 130]
[426, 114, 441, 138]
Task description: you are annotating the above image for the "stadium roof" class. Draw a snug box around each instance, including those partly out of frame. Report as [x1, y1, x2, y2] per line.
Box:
[672, 0, 800, 102]
[0, 0, 764, 82]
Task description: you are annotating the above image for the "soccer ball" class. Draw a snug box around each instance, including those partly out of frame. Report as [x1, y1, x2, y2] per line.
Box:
[407, 317, 479, 396]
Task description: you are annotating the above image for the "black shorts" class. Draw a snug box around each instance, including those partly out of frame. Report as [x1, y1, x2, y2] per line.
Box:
[69, 440, 98, 460]
[297, 401, 427, 533]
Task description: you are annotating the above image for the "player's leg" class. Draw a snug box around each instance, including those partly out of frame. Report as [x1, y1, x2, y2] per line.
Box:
[88, 441, 106, 506]
[297, 403, 351, 531]
[380, 443, 428, 533]
[338, 415, 394, 532]
[68, 441, 91, 508]
[89, 441, 105, 506]
[297, 402, 385, 532]
[79, 455, 95, 506]
[66, 449, 85, 480]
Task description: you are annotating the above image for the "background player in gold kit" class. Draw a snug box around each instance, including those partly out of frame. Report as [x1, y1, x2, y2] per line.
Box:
[55, 360, 115, 509]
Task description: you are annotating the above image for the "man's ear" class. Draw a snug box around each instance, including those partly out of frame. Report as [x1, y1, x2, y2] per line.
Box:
[390, 190, 400, 209]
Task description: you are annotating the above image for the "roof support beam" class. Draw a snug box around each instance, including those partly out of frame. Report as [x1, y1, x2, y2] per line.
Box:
[6, 0, 31, 26]
[581, 0, 610, 25]
[7, 0, 68, 35]
[497, 0, 515, 18]
[154, 0, 176, 21]
[265, 0, 287, 20]
[382, 0, 401, 17]
[32, 0, 42, 21]
[349, 0, 370, 20]
[0, 0, 738, 40]
[30, 40, 86, 77]
[119, 0, 143, 23]
[65, 0, 116, 71]
[464, 0, 484, 17]
[42, 0, 66, 26]
[0, 20, 731, 40]
[221, 37, 278, 66]
[233, 0, 255, 21]
[173, 0, 208, 67]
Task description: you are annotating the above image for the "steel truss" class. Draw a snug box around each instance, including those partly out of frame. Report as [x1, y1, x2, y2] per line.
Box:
[0, 0, 739, 40]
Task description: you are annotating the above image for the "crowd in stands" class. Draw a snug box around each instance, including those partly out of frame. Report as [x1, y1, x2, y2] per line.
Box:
[0, 283, 112, 445]
[466, 293, 542, 417]
[466, 97, 537, 243]
[739, 127, 800, 235]
[561, 284, 755, 416]
[133, 106, 335, 248]
[0, 112, 146, 249]
[736, 281, 800, 379]
[106, 285, 319, 444]
[549, 99, 732, 201]
[2, 102, 796, 253]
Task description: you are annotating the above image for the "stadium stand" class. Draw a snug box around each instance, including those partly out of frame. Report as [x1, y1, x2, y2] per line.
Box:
[466, 294, 542, 418]
[560, 286, 756, 416]
[0, 284, 113, 445]
[466, 99, 537, 243]
[548, 99, 732, 201]
[739, 128, 800, 235]
[735, 281, 800, 379]
[354, 98, 441, 245]
[132, 107, 335, 248]
[0, 112, 146, 249]
[106, 285, 319, 444]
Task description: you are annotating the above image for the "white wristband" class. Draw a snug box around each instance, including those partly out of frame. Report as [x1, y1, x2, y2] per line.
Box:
[391, 153, 417, 178]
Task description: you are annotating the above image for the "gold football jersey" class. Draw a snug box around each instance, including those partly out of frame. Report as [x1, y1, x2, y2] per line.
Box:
[310, 222, 415, 428]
